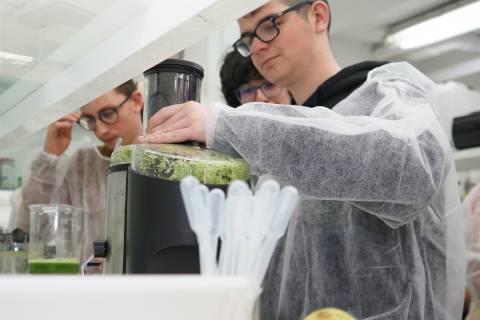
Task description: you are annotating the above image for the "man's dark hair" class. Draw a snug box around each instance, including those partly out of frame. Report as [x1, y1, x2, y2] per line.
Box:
[280, 0, 331, 32]
[114, 79, 137, 97]
[220, 50, 263, 107]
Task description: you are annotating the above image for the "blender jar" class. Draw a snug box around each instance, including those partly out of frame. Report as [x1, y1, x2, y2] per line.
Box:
[143, 59, 203, 128]
[28, 204, 84, 274]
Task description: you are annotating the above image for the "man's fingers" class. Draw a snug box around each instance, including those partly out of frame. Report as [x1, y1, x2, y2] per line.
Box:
[154, 118, 191, 134]
[150, 107, 191, 133]
[139, 128, 192, 144]
[146, 104, 185, 132]
[53, 121, 73, 130]
[58, 113, 80, 123]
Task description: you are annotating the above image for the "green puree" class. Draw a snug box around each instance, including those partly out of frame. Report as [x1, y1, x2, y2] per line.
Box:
[132, 144, 249, 184]
[110, 144, 135, 166]
[28, 258, 81, 274]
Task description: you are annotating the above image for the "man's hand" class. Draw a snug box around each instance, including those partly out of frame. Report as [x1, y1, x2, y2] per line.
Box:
[43, 112, 81, 156]
[139, 101, 208, 144]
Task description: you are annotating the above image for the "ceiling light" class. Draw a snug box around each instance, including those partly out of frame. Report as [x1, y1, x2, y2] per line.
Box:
[0, 51, 35, 66]
[385, 0, 480, 50]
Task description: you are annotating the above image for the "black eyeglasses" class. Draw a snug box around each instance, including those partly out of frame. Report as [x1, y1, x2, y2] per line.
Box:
[234, 81, 282, 104]
[233, 1, 313, 57]
[77, 94, 131, 131]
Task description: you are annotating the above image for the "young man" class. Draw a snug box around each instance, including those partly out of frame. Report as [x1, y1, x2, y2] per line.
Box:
[139, 1, 465, 319]
[12, 80, 143, 260]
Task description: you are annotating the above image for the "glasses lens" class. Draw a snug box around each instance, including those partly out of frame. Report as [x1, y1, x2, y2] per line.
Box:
[234, 40, 251, 57]
[261, 82, 282, 97]
[78, 117, 96, 131]
[99, 108, 118, 124]
[238, 86, 257, 103]
[256, 19, 278, 42]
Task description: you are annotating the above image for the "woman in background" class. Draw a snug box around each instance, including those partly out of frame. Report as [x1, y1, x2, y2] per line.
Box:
[220, 50, 292, 107]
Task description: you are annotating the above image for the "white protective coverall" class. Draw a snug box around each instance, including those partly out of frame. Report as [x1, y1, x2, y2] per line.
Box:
[206, 62, 465, 319]
[11, 147, 109, 260]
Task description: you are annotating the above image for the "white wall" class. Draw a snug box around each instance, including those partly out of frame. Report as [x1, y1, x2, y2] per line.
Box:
[183, 21, 240, 106]
[331, 36, 373, 67]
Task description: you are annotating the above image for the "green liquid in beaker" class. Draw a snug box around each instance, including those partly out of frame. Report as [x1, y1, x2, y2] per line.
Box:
[28, 258, 81, 274]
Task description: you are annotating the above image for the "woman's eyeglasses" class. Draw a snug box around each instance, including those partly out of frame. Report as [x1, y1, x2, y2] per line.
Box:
[234, 81, 283, 104]
[77, 94, 131, 131]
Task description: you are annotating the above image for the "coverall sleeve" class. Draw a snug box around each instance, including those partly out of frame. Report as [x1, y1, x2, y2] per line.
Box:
[208, 69, 447, 228]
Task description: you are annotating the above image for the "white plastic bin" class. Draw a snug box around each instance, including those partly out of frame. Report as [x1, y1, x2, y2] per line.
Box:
[0, 275, 261, 320]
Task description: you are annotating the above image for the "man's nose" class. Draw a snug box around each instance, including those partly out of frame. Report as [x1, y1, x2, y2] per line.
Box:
[250, 37, 268, 55]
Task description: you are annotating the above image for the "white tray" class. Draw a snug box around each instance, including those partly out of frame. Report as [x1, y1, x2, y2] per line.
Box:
[0, 275, 261, 320]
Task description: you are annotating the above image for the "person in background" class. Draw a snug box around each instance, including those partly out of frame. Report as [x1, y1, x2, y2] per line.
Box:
[10, 80, 143, 260]
[220, 50, 292, 107]
[139, 0, 465, 319]
[463, 184, 480, 319]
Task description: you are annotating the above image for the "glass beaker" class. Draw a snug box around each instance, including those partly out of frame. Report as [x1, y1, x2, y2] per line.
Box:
[28, 204, 83, 274]
[0, 231, 28, 274]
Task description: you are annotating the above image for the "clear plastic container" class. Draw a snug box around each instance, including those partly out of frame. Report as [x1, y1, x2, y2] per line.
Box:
[131, 144, 249, 185]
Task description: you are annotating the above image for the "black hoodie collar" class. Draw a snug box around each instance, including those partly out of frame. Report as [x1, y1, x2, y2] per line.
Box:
[299, 61, 388, 109]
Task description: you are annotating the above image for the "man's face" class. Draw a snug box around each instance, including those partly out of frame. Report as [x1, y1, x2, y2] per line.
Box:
[80, 90, 142, 150]
[238, 1, 314, 88]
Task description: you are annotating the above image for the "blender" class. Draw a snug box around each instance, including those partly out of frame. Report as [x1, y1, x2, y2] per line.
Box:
[97, 59, 249, 274]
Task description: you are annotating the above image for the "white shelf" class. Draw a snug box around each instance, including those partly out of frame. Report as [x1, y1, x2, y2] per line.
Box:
[454, 146, 480, 172]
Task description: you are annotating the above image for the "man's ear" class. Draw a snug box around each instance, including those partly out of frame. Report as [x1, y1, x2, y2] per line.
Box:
[131, 90, 144, 112]
[310, 0, 330, 33]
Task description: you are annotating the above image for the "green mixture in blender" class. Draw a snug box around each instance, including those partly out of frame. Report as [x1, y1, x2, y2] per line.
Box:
[130, 144, 249, 184]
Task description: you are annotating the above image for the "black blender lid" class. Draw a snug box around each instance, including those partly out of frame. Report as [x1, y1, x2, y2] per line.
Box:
[144, 59, 204, 79]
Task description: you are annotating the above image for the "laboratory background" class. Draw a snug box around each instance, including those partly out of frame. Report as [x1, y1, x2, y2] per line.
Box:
[1, 0, 480, 320]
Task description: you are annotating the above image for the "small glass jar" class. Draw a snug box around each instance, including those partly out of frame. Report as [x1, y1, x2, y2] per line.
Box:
[0, 232, 28, 274]
[0, 157, 15, 190]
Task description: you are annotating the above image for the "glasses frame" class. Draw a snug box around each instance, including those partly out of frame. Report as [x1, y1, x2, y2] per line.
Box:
[77, 94, 131, 131]
[234, 81, 282, 103]
[233, 0, 313, 57]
